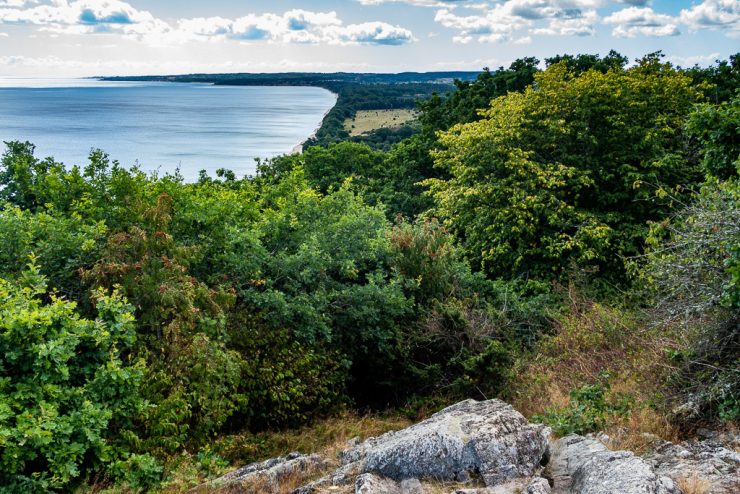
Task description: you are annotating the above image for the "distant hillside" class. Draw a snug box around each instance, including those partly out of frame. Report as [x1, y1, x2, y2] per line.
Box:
[99, 71, 481, 86]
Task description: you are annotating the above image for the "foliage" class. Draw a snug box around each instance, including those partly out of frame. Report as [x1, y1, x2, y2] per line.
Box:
[230, 324, 348, 429]
[82, 193, 244, 448]
[641, 180, 740, 423]
[418, 57, 540, 135]
[294, 141, 385, 194]
[428, 55, 703, 280]
[534, 376, 633, 436]
[544, 50, 628, 74]
[0, 205, 105, 303]
[685, 53, 739, 104]
[0, 261, 153, 491]
[686, 94, 740, 180]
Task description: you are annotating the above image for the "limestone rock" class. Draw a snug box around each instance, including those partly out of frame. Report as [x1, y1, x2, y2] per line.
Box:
[342, 399, 550, 487]
[204, 452, 327, 493]
[354, 473, 424, 494]
[641, 432, 740, 494]
[524, 477, 551, 494]
[549, 435, 680, 494]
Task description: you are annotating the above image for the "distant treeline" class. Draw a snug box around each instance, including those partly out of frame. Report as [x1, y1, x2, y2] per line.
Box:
[303, 82, 450, 148]
[100, 71, 480, 86]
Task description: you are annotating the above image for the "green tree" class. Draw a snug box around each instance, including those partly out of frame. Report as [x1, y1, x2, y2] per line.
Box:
[428, 56, 703, 280]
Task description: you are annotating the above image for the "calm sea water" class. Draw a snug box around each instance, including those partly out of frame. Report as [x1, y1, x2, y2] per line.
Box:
[0, 79, 337, 181]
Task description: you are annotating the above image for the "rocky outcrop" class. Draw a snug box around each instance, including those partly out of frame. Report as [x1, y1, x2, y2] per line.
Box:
[354, 473, 424, 494]
[638, 430, 739, 494]
[452, 476, 551, 493]
[549, 435, 681, 494]
[201, 399, 738, 494]
[341, 399, 551, 486]
[199, 452, 327, 493]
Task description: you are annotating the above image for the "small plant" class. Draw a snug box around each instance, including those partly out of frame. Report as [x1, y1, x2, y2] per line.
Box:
[196, 447, 230, 476]
[534, 374, 633, 436]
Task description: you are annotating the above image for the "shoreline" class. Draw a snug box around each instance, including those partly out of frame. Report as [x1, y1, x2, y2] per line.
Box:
[291, 90, 338, 155]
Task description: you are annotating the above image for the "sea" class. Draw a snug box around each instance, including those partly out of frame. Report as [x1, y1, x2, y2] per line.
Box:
[0, 78, 337, 181]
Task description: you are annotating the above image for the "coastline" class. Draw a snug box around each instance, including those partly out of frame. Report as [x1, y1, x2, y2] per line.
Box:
[291, 90, 338, 155]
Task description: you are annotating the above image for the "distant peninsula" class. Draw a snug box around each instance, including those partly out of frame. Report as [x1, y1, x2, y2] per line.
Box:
[100, 71, 482, 149]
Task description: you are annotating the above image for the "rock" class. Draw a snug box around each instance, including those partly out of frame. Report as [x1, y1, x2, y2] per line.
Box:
[641, 432, 740, 494]
[400, 478, 424, 494]
[203, 452, 327, 493]
[525, 477, 551, 494]
[570, 451, 680, 494]
[547, 434, 608, 490]
[342, 399, 550, 487]
[549, 435, 680, 494]
[354, 473, 424, 494]
[452, 477, 550, 494]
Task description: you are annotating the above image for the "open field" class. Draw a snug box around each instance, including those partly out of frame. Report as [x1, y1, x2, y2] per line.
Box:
[344, 109, 418, 136]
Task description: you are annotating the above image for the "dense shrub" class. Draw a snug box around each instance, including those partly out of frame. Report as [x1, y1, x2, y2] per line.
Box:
[641, 180, 740, 422]
[686, 94, 740, 180]
[0, 261, 153, 492]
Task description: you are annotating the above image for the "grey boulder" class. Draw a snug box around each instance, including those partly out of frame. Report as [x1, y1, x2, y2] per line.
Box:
[201, 452, 326, 493]
[342, 399, 551, 486]
[549, 435, 680, 494]
[354, 473, 424, 494]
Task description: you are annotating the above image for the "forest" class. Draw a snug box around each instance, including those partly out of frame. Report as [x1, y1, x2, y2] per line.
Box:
[1, 51, 738, 492]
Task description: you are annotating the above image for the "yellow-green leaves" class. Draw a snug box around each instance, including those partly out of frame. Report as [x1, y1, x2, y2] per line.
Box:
[429, 59, 702, 280]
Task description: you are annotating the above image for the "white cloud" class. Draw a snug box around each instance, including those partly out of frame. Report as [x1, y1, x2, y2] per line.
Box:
[435, 6, 525, 43]
[680, 0, 740, 35]
[603, 6, 680, 37]
[534, 9, 599, 36]
[0, 2, 415, 45]
[357, 0, 473, 7]
[327, 21, 416, 44]
[434, 1, 602, 42]
[667, 52, 721, 67]
[174, 11, 413, 45]
[0, 0, 37, 6]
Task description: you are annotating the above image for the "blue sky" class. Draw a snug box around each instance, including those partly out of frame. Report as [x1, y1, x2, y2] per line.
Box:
[0, 1, 737, 77]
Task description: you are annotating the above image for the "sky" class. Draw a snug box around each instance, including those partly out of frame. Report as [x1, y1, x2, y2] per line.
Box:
[0, 0, 737, 77]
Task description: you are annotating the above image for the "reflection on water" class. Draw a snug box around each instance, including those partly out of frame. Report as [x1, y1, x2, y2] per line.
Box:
[0, 79, 337, 181]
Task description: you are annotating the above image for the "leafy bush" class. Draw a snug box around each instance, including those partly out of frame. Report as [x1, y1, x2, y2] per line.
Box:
[82, 193, 244, 449]
[0, 260, 153, 491]
[0, 205, 105, 304]
[686, 95, 740, 179]
[534, 376, 633, 436]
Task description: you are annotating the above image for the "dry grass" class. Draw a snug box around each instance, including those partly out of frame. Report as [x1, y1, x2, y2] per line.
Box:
[214, 412, 411, 468]
[605, 407, 680, 454]
[344, 109, 418, 136]
[163, 412, 411, 494]
[675, 471, 711, 494]
[509, 291, 680, 444]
